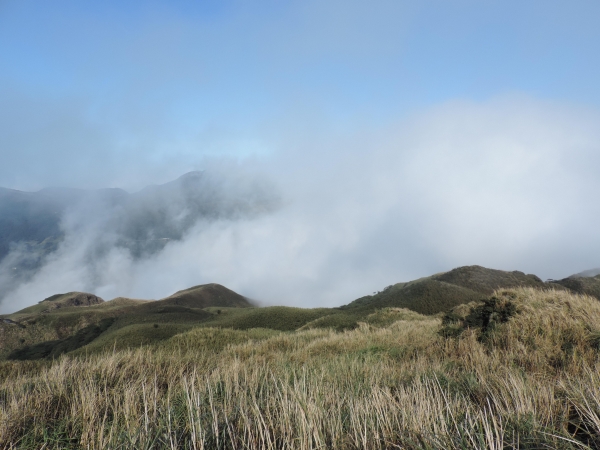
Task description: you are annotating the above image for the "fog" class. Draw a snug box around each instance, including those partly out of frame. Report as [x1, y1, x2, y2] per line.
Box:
[1, 96, 599, 313]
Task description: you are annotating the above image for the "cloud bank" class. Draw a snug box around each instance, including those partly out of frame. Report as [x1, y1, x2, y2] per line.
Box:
[1, 97, 599, 313]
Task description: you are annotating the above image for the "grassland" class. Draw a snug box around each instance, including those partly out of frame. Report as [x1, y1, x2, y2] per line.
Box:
[0, 284, 252, 360]
[3, 266, 600, 361]
[2, 287, 600, 449]
[341, 265, 558, 315]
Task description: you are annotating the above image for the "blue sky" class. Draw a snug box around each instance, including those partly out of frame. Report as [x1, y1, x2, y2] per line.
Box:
[1, 0, 600, 189]
[2, 1, 600, 308]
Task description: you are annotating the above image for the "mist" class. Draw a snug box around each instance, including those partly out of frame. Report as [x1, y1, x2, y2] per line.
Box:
[1, 96, 599, 313]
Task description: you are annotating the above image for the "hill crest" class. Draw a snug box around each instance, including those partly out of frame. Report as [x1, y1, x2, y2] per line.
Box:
[8, 292, 104, 317]
[343, 265, 551, 315]
[160, 283, 253, 309]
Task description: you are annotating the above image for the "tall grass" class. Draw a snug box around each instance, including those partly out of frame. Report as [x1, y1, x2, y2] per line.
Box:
[1, 288, 600, 449]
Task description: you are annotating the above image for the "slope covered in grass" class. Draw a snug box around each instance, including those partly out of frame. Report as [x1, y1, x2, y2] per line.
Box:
[345, 279, 484, 315]
[3, 265, 600, 362]
[434, 265, 546, 293]
[197, 306, 334, 331]
[554, 274, 600, 300]
[2, 288, 600, 449]
[0, 285, 252, 360]
[159, 283, 253, 308]
[342, 265, 554, 315]
[7, 292, 105, 318]
[7, 318, 116, 360]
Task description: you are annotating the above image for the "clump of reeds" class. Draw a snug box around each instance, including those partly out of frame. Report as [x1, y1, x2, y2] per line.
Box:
[1, 288, 600, 449]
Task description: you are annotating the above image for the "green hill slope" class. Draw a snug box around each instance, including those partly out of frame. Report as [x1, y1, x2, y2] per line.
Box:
[342, 265, 553, 315]
[552, 274, 600, 300]
[199, 306, 333, 331]
[343, 279, 484, 315]
[159, 283, 253, 308]
[8, 292, 105, 318]
[433, 265, 545, 293]
[0, 285, 253, 360]
[3, 265, 600, 361]
[5, 287, 600, 449]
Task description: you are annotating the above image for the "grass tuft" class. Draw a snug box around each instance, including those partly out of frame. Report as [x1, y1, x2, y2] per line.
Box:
[2, 288, 600, 448]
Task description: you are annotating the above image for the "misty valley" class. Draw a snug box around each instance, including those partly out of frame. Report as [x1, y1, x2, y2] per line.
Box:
[2, 175, 600, 448]
[2, 242, 600, 448]
[0, 171, 280, 307]
[3, 1, 600, 446]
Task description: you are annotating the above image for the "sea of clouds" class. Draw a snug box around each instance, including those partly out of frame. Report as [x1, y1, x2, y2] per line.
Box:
[1, 96, 599, 313]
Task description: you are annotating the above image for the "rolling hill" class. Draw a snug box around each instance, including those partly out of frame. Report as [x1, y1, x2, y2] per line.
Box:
[160, 283, 253, 309]
[341, 265, 555, 315]
[2, 265, 600, 361]
[0, 283, 253, 360]
[552, 272, 600, 300]
[8, 292, 105, 318]
[4, 286, 600, 448]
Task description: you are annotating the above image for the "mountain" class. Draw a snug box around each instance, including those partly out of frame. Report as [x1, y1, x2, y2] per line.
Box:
[0, 171, 279, 262]
[0, 187, 66, 288]
[8, 292, 105, 318]
[0, 283, 255, 360]
[160, 283, 253, 309]
[552, 272, 600, 300]
[341, 265, 553, 315]
[2, 265, 600, 361]
[0, 186, 127, 261]
[0, 171, 280, 297]
[570, 268, 600, 278]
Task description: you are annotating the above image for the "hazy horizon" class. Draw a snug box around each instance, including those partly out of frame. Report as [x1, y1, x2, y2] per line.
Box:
[1, 1, 599, 312]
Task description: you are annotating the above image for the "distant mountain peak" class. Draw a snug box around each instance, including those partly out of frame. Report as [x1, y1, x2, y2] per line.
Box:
[177, 170, 204, 180]
[570, 268, 600, 278]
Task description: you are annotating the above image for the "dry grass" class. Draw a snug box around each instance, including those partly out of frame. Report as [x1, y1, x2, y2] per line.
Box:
[1, 288, 600, 449]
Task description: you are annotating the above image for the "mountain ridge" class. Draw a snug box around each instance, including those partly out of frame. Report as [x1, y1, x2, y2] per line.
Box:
[340, 265, 565, 315]
[1, 265, 600, 361]
[0, 171, 280, 301]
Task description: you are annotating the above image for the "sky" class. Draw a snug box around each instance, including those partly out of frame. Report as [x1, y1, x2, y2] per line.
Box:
[1, 0, 600, 310]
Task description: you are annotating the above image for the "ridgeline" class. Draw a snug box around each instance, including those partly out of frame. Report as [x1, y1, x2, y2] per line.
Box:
[1, 265, 599, 360]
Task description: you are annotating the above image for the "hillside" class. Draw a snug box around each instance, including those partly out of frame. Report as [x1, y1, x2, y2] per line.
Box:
[571, 268, 600, 278]
[343, 279, 484, 315]
[159, 283, 253, 308]
[0, 284, 254, 360]
[552, 273, 600, 300]
[8, 292, 105, 318]
[3, 287, 600, 448]
[3, 265, 600, 361]
[3, 269, 600, 447]
[341, 265, 551, 315]
[433, 265, 545, 293]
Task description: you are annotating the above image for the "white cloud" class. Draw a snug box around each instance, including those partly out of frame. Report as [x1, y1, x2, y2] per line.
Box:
[2, 96, 600, 312]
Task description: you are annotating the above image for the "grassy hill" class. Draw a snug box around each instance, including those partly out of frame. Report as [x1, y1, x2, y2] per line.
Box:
[2, 287, 600, 448]
[0, 284, 254, 360]
[3, 265, 600, 362]
[343, 279, 485, 315]
[159, 283, 253, 308]
[571, 268, 600, 278]
[3, 266, 600, 447]
[199, 306, 333, 331]
[8, 292, 105, 318]
[433, 265, 545, 293]
[553, 273, 600, 300]
[341, 265, 552, 315]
